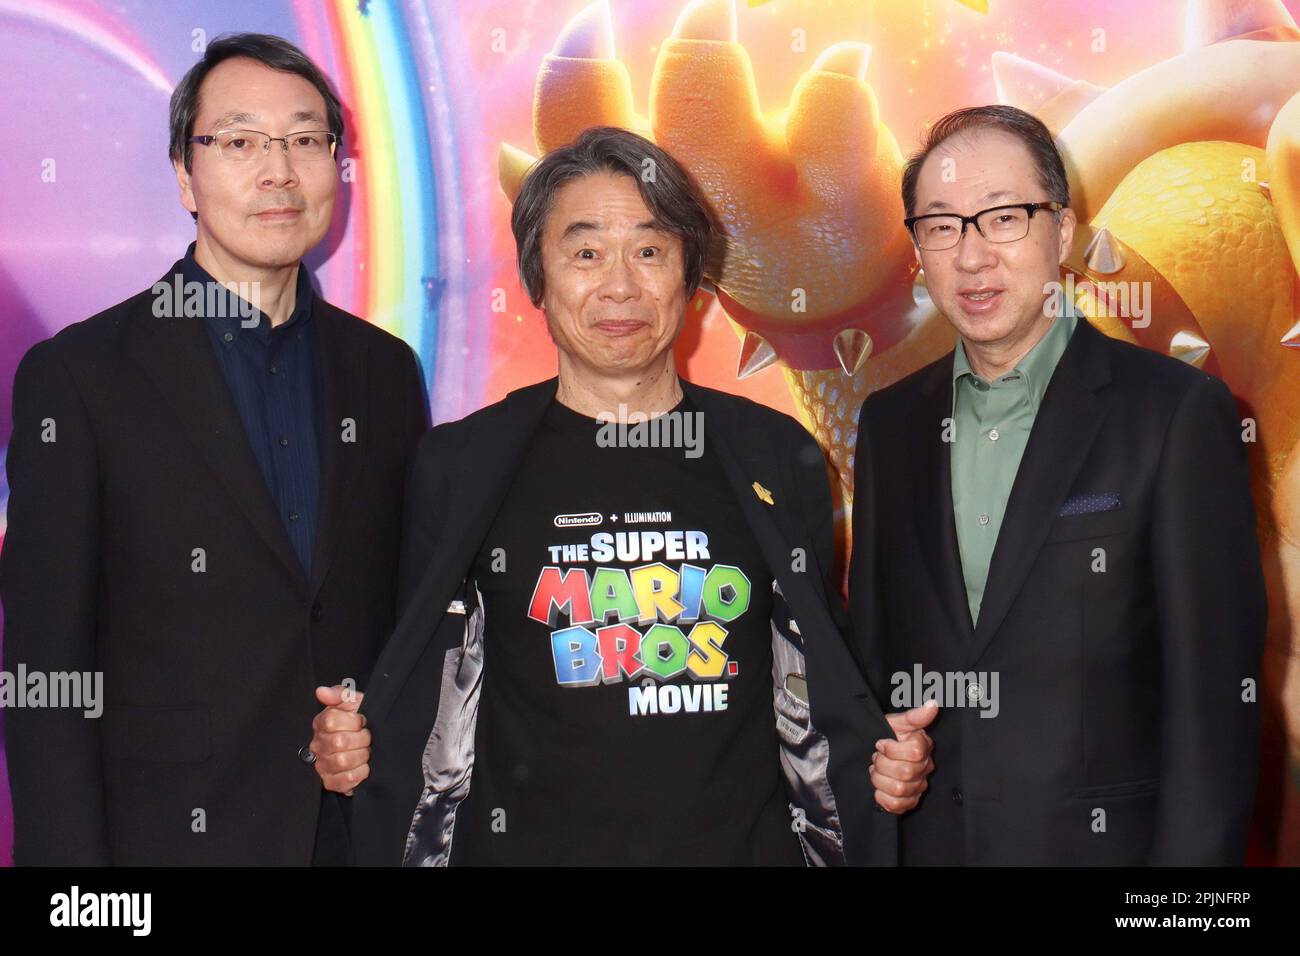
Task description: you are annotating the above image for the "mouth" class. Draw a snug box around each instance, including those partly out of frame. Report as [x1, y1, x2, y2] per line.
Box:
[957, 288, 1004, 313]
[593, 320, 649, 337]
[253, 207, 303, 222]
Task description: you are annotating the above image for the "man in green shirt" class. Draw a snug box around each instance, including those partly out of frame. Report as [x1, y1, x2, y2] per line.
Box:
[849, 104, 1265, 865]
[950, 304, 1076, 626]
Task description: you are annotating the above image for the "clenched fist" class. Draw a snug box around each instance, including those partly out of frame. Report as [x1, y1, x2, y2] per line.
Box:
[310, 684, 370, 796]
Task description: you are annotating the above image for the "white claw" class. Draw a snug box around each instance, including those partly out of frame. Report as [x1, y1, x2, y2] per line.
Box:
[992, 52, 1077, 110]
[812, 42, 872, 81]
[671, 0, 737, 43]
[553, 0, 616, 59]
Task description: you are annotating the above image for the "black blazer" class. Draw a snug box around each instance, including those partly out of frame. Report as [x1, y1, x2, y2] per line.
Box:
[0, 260, 427, 865]
[849, 316, 1266, 865]
[347, 377, 898, 865]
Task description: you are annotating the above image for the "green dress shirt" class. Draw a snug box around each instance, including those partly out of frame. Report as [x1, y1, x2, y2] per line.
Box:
[950, 310, 1077, 626]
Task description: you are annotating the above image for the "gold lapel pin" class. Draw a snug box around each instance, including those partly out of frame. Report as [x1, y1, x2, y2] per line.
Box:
[752, 481, 774, 505]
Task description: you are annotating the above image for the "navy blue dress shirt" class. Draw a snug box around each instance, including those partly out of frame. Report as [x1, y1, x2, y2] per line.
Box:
[181, 243, 322, 575]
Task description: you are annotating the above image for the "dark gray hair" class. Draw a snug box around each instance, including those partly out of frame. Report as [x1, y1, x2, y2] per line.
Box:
[901, 105, 1069, 217]
[169, 33, 344, 175]
[511, 126, 718, 307]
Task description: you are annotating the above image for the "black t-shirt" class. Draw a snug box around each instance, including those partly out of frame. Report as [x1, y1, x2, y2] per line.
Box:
[451, 396, 804, 865]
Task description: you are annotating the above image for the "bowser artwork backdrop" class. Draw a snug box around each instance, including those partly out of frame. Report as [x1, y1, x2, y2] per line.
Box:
[0, 0, 1297, 865]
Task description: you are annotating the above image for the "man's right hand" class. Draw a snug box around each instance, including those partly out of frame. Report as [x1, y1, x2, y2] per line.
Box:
[310, 684, 370, 796]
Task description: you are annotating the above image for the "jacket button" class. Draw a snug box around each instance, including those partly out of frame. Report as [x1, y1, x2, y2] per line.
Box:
[951, 786, 963, 806]
[298, 745, 316, 765]
[311, 603, 323, 623]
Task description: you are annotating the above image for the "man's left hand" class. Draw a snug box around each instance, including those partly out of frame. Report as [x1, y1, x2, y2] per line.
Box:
[872, 699, 939, 814]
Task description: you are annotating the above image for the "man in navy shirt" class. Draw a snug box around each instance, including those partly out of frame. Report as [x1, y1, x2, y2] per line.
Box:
[180, 242, 322, 574]
[1, 33, 427, 865]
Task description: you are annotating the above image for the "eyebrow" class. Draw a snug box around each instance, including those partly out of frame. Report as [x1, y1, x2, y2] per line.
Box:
[209, 109, 327, 130]
[559, 219, 662, 241]
[210, 111, 257, 130]
[921, 190, 1024, 213]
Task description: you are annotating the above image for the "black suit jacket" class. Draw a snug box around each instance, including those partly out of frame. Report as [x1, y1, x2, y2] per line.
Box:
[0, 260, 427, 865]
[849, 316, 1266, 865]
[347, 377, 898, 865]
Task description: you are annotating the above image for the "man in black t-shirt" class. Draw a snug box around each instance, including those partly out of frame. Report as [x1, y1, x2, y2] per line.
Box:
[311, 127, 937, 865]
[452, 393, 804, 865]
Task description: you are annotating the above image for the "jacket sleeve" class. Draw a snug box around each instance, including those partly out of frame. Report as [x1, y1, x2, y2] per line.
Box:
[401, 342, 431, 459]
[1147, 374, 1266, 865]
[0, 339, 111, 865]
[786, 417, 848, 634]
[395, 427, 450, 619]
[803, 402, 900, 865]
[331, 340, 432, 853]
[350, 423, 454, 865]
[847, 395, 889, 698]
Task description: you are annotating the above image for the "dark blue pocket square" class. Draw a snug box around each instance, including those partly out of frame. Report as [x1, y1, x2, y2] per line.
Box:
[1058, 492, 1122, 516]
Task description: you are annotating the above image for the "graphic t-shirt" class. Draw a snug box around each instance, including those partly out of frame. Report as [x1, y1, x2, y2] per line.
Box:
[451, 396, 803, 865]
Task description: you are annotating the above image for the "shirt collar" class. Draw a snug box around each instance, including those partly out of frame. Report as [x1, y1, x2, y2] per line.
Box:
[952, 292, 1078, 415]
[179, 241, 313, 344]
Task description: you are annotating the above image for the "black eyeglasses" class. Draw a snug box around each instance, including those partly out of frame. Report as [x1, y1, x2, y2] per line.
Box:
[189, 128, 340, 163]
[904, 201, 1064, 251]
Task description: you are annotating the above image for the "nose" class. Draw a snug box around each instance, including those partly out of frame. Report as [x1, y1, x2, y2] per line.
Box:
[598, 254, 642, 303]
[953, 221, 998, 273]
[257, 140, 299, 189]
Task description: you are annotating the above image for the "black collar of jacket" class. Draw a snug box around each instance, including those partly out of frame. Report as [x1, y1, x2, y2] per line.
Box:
[122, 259, 368, 598]
[911, 315, 1113, 662]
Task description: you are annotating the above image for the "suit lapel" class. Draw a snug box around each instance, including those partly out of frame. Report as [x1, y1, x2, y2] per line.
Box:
[123, 264, 307, 589]
[970, 318, 1111, 662]
[681, 383, 792, 579]
[308, 301, 368, 597]
[363, 378, 559, 727]
[910, 360, 976, 652]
